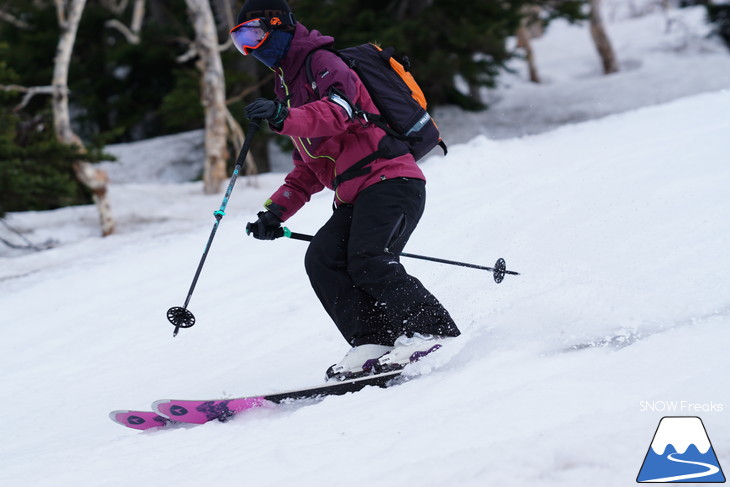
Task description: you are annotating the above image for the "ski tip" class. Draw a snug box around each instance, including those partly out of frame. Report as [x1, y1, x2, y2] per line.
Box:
[109, 409, 172, 431]
[150, 399, 171, 416]
[108, 409, 127, 424]
[109, 409, 141, 425]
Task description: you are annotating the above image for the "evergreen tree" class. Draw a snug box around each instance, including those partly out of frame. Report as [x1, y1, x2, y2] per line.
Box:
[0, 44, 92, 216]
[73, 0, 203, 142]
[0, 0, 592, 211]
[289, 0, 584, 109]
[705, 3, 730, 50]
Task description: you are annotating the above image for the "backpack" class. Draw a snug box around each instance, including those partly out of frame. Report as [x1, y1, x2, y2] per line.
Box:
[304, 43, 447, 188]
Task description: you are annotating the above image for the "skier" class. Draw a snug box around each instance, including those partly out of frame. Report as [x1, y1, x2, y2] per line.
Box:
[231, 0, 461, 380]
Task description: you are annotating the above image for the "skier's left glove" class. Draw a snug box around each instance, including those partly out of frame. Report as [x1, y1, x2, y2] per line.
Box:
[244, 99, 288, 130]
[246, 210, 282, 240]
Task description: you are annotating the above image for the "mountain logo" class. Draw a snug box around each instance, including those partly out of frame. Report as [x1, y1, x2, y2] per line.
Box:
[637, 416, 725, 483]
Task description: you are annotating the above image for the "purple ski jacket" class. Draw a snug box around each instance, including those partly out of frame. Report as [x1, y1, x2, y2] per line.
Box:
[265, 23, 425, 222]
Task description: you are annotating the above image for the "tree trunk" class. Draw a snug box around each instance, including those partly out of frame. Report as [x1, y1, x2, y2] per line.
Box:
[588, 0, 619, 75]
[516, 23, 540, 83]
[52, 0, 86, 149]
[224, 107, 257, 179]
[517, 5, 541, 83]
[185, 0, 229, 194]
[53, 0, 116, 236]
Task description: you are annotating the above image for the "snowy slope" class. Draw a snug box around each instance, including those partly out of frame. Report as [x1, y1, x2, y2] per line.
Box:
[1, 5, 729, 487]
[439, 4, 730, 144]
[2, 89, 728, 487]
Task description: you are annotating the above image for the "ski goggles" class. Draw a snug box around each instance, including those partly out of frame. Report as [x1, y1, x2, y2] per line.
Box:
[229, 18, 270, 55]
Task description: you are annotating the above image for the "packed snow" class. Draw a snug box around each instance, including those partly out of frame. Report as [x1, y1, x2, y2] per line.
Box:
[1, 5, 729, 487]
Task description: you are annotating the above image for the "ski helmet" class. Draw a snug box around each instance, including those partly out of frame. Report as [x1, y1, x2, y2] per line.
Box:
[231, 0, 296, 65]
[236, 0, 294, 25]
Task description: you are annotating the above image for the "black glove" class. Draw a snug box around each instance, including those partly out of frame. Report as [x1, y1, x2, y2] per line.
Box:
[244, 98, 288, 130]
[246, 211, 283, 240]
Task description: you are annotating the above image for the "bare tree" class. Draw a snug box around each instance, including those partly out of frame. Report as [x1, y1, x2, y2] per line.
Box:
[104, 0, 146, 44]
[49, 0, 116, 236]
[52, 0, 87, 147]
[219, 0, 258, 180]
[225, 69, 271, 177]
[516, 5, 543, 84]
[210, 0, 235, 32]
[183, 0, 230, 193]
[3, 1, 115, 235]
[588, 0, 619, 74]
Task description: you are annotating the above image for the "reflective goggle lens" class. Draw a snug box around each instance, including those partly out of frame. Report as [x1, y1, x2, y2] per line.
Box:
[229, 19, 269, 55]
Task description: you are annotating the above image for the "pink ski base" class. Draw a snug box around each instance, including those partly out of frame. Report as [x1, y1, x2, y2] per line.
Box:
[152, 396, 270, 424]
[109, 410, 171, 431]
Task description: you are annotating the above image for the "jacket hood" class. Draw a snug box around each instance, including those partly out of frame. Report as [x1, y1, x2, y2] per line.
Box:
[278, 23, 334, 78]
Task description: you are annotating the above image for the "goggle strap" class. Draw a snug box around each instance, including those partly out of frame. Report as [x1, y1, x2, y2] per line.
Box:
[281, 12, 296, 26]
[265, 12, 296, 28]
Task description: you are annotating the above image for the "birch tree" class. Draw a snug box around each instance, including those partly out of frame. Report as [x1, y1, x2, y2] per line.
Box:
[183, 0, 229, 194]
[52, 0, 87, 148]
[50, 0, 116, 236]
[588, 0, 619, 74]
[210, 0, 258, 179]
[104, 0, 146, 45]
[516, 5, 543, 84]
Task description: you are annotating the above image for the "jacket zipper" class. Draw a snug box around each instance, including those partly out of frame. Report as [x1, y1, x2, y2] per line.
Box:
[276, 66, 347, 204]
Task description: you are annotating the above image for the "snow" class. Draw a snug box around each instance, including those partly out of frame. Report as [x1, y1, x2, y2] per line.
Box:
[1, 5, 729, 487]
[99, 129, 206, 184]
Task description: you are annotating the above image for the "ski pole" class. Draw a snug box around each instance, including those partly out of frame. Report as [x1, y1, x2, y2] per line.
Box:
[278, 228, 520, 284]
[167, 120, 261, 337]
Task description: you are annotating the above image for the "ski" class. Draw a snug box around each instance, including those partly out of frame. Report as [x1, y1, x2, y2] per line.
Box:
[152, 369, 405, 425]
[109, 410, 177, 431]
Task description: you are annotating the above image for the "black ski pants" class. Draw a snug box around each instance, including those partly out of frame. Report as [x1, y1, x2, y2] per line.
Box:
[304, 177, 460, 346]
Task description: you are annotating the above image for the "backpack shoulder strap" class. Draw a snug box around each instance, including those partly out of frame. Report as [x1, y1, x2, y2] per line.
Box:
[305, 46, 424, 147]
[304, 47, 343, 99]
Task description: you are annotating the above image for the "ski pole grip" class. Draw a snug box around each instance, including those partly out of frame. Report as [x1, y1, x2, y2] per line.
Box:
[282, 227, 313, 242]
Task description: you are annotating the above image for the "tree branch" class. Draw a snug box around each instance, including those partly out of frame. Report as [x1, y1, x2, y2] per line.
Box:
[176, 44, 199, 63]
[105, 18, 140, 44]
[0, 84, 59, 112]
[219, 37, 232, 52]
[0, 9, 31, 29]
[225, 73, 274, 105]
[102, 0, 145, 44]
[54, 0, 67, 27]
